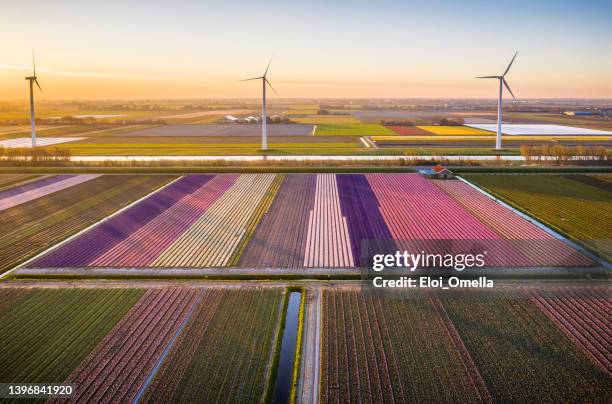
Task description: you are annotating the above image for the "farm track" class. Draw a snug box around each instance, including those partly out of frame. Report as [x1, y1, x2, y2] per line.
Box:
[153, 174, 277, 267]
[141, 288, 283, 403]
[0, 289, 143, 383]
[0, 175, 175, 273]
[240, 174, 316, 268]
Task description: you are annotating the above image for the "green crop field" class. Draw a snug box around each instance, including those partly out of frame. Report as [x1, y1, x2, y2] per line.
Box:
[321, 289, 488, 402]
[142, 288, 284, 403]
[314, 123, 396, 136]
[465, 174, 612, 260]
[440, 294, 610, 402]
[0, 289, 143, 383]
[292, 115, 362, 125]
[0, 175, 175, 273]
[50, 142, 365, 156]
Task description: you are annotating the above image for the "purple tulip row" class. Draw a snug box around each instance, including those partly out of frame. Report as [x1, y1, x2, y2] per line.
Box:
[30, 175, 215, 267]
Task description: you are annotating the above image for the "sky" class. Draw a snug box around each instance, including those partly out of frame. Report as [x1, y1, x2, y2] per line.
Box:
[1, 0, 611, 100]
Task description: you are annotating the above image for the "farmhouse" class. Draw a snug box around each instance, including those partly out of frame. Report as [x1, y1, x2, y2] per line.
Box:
[419, 165, 454, 179]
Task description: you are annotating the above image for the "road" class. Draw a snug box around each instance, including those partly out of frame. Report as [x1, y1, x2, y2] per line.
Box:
[297, 287, 321, 404]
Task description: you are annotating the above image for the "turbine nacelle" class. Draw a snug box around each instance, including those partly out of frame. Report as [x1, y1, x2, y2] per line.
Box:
[476, 51, 517, 101]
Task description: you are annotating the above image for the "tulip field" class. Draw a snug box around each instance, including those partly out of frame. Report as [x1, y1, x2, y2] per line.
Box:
[0, 287, 285, 403]
[0, 174, 102, 211]
[0, 174, 175, 273]
[24, 173, 598, 271]
[531, 286, 611, 377]
[321, 287, 611, 403]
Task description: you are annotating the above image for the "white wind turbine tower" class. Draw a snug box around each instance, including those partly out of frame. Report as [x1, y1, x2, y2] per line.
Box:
[25, 53, 43, 148]
[242, 59, 278, 151]
[477, 52, 518, 150]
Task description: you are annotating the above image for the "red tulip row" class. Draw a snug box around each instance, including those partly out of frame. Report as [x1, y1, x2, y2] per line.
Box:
[56, 288, 201, 403]
[531, 287, 611, 376]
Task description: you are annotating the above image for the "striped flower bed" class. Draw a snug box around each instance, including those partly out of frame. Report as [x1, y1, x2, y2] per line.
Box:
[240, 175, 316, 268]
[27, 173, 594, 270]
[31, 175, 214, 267]
[304, 174, 354, 268]
[337, 174, 394, 267]
[51, 288, 202, 403]
[531, 287, 611, 376]
[90, 175, 236, 267]
[0, 174, 101, 211]
[434, 180, 593, 267]
[152, 174, 277, 267]
[366, 173, 532, 267]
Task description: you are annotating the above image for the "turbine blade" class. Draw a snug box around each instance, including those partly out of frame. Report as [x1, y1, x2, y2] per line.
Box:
[241, 76, 263, 81]
[263, 57, 272, 77]
[503, 78, 516, 101]
[476, 75, 498, 79]
[34, 78, 43, 94]
[265, 78, 278, 96]
[32, 50, 36, 77]
[503, 51, 518, 76]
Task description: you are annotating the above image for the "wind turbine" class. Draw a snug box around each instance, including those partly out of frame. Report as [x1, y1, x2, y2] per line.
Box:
[242, 59, 278, 151]
[25, 52, 43, 148]
[477, 52, 518, 150]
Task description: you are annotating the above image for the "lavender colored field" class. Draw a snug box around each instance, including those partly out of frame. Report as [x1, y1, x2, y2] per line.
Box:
[337, 174, 394, 267]
[90, 175, 235, 267]
[31, 175, 212, 267]
[26, 173, 595, 271]
[117, 124, 314, 137]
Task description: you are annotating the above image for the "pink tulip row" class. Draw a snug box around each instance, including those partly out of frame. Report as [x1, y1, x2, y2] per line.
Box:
[531, 287, 611, 377]
[434, 180, 594, 267]
[57, 288, 201, 403]
[304, 174, 354, 267]
[89, 175, 237, 267]
[366, 174, 532, 267]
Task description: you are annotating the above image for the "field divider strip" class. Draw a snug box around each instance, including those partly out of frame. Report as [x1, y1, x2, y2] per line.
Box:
[132, 291, 204, 404]
[457, 176, 611, 270]
[1, 175, 183, 279]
